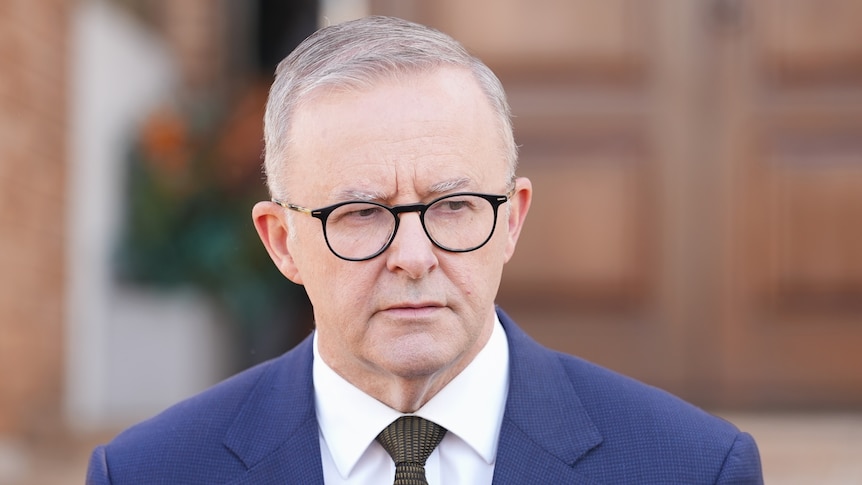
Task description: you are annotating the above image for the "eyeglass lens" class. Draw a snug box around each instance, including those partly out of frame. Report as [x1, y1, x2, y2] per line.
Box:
[323, 194, 499, 260]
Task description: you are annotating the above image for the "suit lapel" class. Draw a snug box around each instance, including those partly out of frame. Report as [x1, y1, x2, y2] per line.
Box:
[493, 309, 604, 484]
[225, 418, 323, 484]
[494, 422, 603, 484]
[223, 335, 325, 484]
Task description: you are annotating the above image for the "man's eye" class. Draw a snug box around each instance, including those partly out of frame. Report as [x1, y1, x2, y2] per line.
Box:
[437, 198, 477, 212]
[351, 207, 381, 217]
[339, 205, 385, 222]
[445, 201, 468, 210]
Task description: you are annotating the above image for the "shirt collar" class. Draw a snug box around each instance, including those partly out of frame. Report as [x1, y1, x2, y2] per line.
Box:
[313, 314, 510, 478]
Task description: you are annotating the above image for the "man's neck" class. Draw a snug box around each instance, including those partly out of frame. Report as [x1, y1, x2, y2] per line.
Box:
[322, 327, 493, 413]
[359, 359, 476, 413]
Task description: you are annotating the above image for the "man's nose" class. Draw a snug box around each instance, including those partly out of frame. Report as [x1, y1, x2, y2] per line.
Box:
[385, 212, 438, 278]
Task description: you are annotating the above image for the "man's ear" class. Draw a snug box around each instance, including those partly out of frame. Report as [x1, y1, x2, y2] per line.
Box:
[503, 177, 532, 263]
[252, 201, 304, 285]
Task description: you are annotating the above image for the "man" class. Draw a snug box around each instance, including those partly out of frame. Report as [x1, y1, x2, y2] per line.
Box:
[88, 16, 763, 484]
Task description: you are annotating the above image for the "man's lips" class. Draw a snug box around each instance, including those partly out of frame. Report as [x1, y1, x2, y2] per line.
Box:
[379, 303, 445, 316]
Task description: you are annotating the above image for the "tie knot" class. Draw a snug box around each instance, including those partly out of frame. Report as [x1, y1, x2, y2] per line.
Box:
[376, 416, 447, 466]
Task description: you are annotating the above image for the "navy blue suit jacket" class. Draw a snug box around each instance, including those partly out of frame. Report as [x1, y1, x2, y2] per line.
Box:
[87, 309, 763, 484]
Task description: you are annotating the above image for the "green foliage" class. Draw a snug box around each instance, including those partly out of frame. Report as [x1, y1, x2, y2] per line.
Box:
[114, 103, 303, 338]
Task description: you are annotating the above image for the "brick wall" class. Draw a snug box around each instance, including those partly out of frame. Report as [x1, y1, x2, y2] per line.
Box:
[0, 0, 71, 436]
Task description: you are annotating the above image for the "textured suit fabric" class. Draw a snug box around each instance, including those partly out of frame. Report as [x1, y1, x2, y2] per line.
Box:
[87, 308, 763, 484]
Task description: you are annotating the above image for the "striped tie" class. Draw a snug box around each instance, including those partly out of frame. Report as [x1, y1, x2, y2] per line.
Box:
[376, 416, 447, 485]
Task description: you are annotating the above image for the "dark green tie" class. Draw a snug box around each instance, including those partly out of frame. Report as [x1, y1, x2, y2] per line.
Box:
[376, 416, 447, 485]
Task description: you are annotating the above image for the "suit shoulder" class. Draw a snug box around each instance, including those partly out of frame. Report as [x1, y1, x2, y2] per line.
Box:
[557, 352, 738, 437]
[491, 310, 762, 481]
[96, 353, 293, 482]
[555, 353, 762, 481]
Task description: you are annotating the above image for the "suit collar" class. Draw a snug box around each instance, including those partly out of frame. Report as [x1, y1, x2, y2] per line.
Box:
[494, 308, 604, 483]
[223, 335, 324, 483]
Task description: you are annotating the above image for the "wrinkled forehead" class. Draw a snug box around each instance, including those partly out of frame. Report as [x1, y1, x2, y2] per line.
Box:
[282, 68, 510, 202]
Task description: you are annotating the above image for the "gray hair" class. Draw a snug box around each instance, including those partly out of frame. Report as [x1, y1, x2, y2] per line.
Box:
[263, 15, 518, 199]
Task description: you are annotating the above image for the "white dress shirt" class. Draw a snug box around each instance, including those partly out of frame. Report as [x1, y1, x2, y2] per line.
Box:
[312, 315, 510, 484]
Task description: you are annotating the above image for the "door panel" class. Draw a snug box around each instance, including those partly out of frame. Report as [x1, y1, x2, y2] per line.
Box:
[722, 0, 862, 407]
[425, 0, 647, 75]
[502, 133, 650, 304]
[754, 0, 862, 84]
[761, 132, 862, 304]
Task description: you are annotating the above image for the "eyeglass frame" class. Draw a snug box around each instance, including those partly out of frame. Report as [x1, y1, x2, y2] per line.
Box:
[272, 187, 516, 262]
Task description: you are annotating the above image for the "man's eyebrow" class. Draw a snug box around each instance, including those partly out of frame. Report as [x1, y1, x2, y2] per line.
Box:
[428, 177, 472, 194]
[331, 178, 474, 203]
[332, 188, 389, 202]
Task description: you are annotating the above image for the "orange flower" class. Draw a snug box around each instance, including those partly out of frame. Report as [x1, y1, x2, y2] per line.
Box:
[140, 105, 192, 177]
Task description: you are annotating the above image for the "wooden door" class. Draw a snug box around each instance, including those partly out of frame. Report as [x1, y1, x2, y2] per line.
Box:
[713, 0, 862, 408]
[371, 0, 862, 409]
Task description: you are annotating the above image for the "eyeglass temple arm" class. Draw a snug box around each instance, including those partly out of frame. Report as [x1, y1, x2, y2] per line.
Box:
[272, 199, 313, 215]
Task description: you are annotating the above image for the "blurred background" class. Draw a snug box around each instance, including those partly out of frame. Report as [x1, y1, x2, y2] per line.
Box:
[1, 0, 861, 483]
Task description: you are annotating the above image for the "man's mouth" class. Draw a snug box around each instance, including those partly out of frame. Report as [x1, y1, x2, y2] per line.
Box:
[380, 302, 444, 316]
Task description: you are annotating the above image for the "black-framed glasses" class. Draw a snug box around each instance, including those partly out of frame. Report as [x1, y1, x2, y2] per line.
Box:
[273, 188, 514, 261]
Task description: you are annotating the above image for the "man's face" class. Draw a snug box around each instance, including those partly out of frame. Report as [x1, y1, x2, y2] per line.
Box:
[255, 67, 531, 390]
